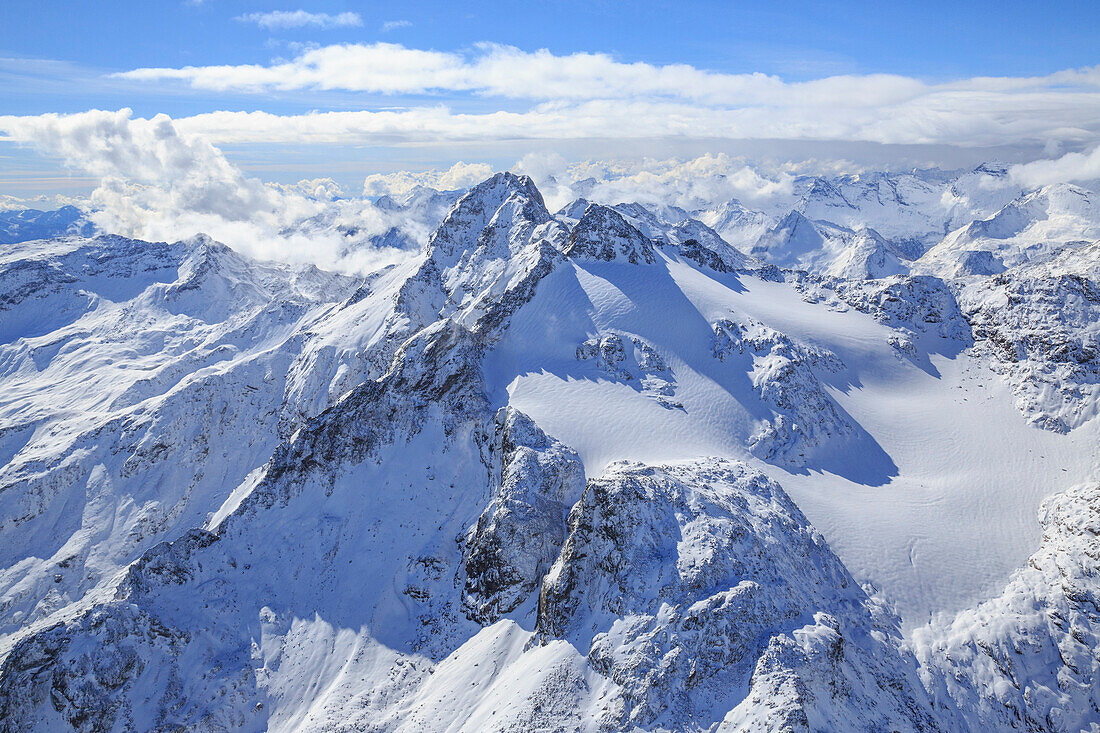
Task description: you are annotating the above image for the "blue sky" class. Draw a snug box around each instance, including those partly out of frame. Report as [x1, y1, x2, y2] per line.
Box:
[1, 1, 1098, 199]
[2, 0, 1098, 116]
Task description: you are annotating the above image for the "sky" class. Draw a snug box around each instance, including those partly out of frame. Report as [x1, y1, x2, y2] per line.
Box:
[0, 0, 1098, 201]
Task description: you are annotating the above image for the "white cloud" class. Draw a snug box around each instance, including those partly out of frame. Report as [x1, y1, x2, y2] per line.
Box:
[1010, 145, 1100, 188]
[108, 43, 1100, 150]
[363, 161, 494, 197]
[1, 108, 1097, 276]
[160, 93, 1100, 149]
[0, 109, 408, 273]
[236, 11, 363, 30]
[381, 20, 412, 32]
[511, 152, 798, 212]
[0, 193, 87, 212]
[116, 42, 1100, 105]
[270, 177, 344, 200]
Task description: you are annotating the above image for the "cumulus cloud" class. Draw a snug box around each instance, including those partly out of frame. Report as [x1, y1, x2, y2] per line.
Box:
[270, 177, 344, 200]
[511, 152, 798, 212]
[381, 20, 412, 32]
[236, 11, 363, 30]
[362, 161, 494, 197]
[0, 109, 409, 273]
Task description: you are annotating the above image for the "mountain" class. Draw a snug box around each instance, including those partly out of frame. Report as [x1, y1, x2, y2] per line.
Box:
[698, 198, 771, 251]
[0, 206, 94, 244]
[693, 165, 1070, 280]
[751, 211, 910, 279]
[286, 185, 465, 255]
[917, 184, 1100, 277]
[0, 171, 1098, 731]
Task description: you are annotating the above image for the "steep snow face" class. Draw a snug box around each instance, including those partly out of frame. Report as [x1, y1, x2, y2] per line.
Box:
[0, 318, 503, 732]
[793, 172, 953, 249]
[485, 248, 1100, 624]
[752, 211, 909, 279]
[0, 233, 425, 653]
[698, 198, 772, 251]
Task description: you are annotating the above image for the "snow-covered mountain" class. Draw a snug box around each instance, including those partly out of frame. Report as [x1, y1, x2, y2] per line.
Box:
[917, 184, 1099, 277]
[0, 205, 94, 244]
[0, 170, 1098, 731]
[751, 211, 910, 279]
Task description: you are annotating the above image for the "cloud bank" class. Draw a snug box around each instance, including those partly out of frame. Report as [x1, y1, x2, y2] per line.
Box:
[107, 43, 1100, 149]
[1, 108, 1097, 275]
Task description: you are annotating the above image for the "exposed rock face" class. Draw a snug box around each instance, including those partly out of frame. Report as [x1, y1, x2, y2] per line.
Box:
[461, 408, 585, 624]
[576, 332, 680, 408]
[959, 243, 1100, 431]
[609, 201, 752, 272]
[564, 204, 657, 264]
[536, 459, 939, 732]
[423, 171, 567, 337]
[712, 318, 851, 467]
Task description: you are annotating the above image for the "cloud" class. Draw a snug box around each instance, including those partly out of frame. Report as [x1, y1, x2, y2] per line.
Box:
[0, 109, 409, 273]
[116, 42, 1100, 104]
[511, 152, 798, 212]
[162, 92, 1100, 149]
[104, 44, 1100, 150]
[270, 177, 344, 200]
[0, 193, 87, 212]
[236, 11, 363, 30]
[1010, 145, 1100, 188]
[381, 20, 412, 32]
[363, 161, 493, 197]
[1, 108, 1096, 277]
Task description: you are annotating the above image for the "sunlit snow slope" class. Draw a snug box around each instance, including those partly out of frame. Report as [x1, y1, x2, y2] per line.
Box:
[485, 251, 1100, 624]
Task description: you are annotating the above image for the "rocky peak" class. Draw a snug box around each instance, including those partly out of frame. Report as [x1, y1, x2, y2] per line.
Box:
[555, 197, 591, 224]
[427, 172, 551, 263]
[563, 203, 657, 264]
[798, 177, 855, 211]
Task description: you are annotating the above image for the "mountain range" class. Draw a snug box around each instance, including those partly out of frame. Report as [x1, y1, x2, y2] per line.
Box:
[0, 166, 1098, 731]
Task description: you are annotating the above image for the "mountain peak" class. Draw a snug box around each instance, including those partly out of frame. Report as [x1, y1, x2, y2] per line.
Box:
[563, 203, 657, 264]
[426, 172, 552, 264]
